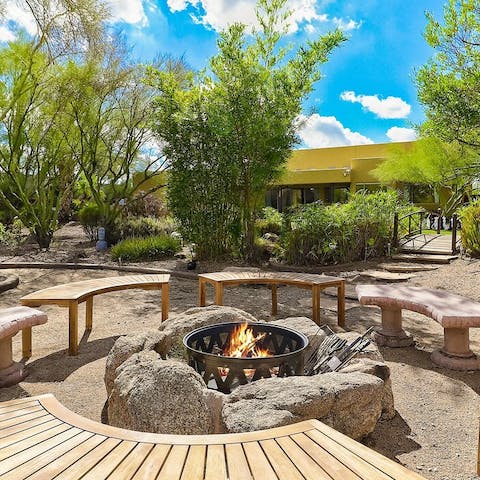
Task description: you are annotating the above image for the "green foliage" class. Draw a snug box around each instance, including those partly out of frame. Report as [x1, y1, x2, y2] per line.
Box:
[151, 0, 346, 261]
[78, 203, 103, 240]
[283, 191, 412, 265]
[111, 235, 181, 262]
[0, 223, 15, 246]
[123, 192, 168, 218]
[459, 201, 480, 257]
[114, 216, 175, 240]
[256, 207, 283, 235]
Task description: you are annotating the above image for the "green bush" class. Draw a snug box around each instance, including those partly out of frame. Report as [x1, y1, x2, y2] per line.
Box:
[78, 203, 103, 240]
[256, 207, 283, 236]
[459, 201, 480, 256]
[114, 216, 176, 240]
[0, 223, 15, 246]
[111, 235, 181, 262]
[283, 191, 413, 265]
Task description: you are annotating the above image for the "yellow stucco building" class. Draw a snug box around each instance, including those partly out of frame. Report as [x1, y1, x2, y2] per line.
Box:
[266, 141, 430, 210]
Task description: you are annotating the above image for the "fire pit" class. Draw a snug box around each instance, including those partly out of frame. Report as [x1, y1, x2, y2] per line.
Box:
[183, 322, 308, 393]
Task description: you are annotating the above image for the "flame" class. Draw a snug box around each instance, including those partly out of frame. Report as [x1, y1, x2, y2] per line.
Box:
[223, 323, 270, 358]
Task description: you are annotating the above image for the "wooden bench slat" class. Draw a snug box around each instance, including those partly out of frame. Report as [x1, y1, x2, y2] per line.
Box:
[81, 440, 138, 479]
[0, 404, 44, 424]
[0, 418, 62, 449]
[204, 444, 227, 480]
[225, 443, 253, 480]
[0, 426, 81, 476]
[27, 434, 108, 480]
[181, 445, 207, 480]
[290, 432, 363, 480]
[107, 442, 155, 480]
[0, 399, 39, 413]
[1, 430, 93, 480]
[131, 444, 171, 480]
[157, 444, 189, 480]
[53, 437, 122, 479]
[0, 409, 49, 431]
[259, 439, 304, 480]
[0, 414, 54, 440]
[276, 435, 333, 480]
[242, 441, 279, 480]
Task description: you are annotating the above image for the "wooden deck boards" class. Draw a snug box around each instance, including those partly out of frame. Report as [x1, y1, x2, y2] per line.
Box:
[0, 395, 426, 480]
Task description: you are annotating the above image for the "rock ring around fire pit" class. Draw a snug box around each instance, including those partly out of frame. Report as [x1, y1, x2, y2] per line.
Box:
[184, 322, 308, 393]
[105, 306, 396, 440]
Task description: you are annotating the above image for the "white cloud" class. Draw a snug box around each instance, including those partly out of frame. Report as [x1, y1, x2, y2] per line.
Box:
[386, 126, 417, 142]
[166, 0, 333, 33]
[332, 17, 361, 31]
[105, 0, 147, 25]
[0, 25, 15, 42]
[298, 114, 373, 148]
[340, 91, 411, 119]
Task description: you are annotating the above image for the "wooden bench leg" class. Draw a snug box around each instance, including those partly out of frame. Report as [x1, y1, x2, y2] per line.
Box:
[199, 279, 207, 307]
[214, 282, 224, 306]
[161, 284, 169, 321]
[22, 327, 32, 359]
[0, 335, 26, 386]
[312, 285, 320, 325]
[337, 281, 345, 328]
[431, 327, 480, 370]
[271, 284, 278, 316]
[68, 302, 79, 356]
[85, 297, 93, 331]
[374, 307, 414, 348]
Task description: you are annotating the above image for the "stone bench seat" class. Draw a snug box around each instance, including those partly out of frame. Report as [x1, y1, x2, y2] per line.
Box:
[0, 394, 426, 479]
[20, 274, 170, 356]
[356, 284, 480, 370]
[0, 307, 47, 387]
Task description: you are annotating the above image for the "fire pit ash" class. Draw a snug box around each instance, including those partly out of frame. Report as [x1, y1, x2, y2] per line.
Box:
[183, 322, 308, 394]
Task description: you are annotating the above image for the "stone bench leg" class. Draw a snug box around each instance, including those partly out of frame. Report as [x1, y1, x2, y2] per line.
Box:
[431, 327, 480, 370]
[0, 335, 26, 387]
[374, 307, 414, 348]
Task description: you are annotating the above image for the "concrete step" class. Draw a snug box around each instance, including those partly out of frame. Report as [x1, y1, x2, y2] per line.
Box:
[391, 253, 458, 264]
[379, 263, 440, 273]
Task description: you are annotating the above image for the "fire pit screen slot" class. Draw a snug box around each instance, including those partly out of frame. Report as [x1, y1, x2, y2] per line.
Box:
[183, 322, 308, 394]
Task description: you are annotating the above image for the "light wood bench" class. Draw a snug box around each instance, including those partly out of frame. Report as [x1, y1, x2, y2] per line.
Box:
[199, 271, 346, 327]
[0, 307, 47, 387]
[0, 394, 426, 479]
[356, 284, 480, 370]
[20, 274, 170, 356]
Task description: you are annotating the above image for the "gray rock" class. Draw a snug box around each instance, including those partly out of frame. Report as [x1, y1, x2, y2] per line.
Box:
[337, 331, 384, 362]
[108, 351, 225, 434]
[340, 358, 395, 420]
[159, 306, 257, 359]
[104, 330, 168, 395]
[222, 372, 383, 439]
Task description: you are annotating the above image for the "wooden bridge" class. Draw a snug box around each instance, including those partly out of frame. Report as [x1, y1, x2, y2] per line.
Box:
[399, 233, 461, 255]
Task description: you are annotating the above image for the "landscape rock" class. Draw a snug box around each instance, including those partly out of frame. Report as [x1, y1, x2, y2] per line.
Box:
[222, 372, 384, 439]
[158, 306, 257, 358]
[104, 330, 168, 395]
[108, 351, 225, 434]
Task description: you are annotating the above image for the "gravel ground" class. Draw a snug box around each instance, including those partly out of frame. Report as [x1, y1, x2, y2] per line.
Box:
[0, 224, 478, 480]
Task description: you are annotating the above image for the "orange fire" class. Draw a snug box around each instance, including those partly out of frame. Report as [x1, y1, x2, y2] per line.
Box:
[223, 323, 270, 358]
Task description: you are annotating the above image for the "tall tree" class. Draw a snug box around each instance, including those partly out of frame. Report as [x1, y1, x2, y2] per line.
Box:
[152, 0, 346, 261]
[417, 0, 480, 149]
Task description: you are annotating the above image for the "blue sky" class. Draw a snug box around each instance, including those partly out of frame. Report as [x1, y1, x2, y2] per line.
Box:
[1, 0, 446, 149]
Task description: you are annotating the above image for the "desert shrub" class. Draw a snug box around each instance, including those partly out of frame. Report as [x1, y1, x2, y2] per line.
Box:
[111, 235, 181, 262]
[122, 191, 168, 218]
[114, 216, 173, 239]
[0, 223, 15, 246]
[283, 190, 413, 265]
[78, 203, 103, 240]
[256, 207, 283, 236]
[459, 201, 480, 257]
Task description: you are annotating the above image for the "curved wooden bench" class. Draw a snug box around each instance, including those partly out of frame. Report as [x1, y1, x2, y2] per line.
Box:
[0, 394, 425, 479]
[199, 271, 346, 327]
[20, 274, 170, 356]
[356, 284, 480, 370]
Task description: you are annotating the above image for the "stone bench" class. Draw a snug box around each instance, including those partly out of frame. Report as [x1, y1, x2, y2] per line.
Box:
[0, 307, 47, 387]
[0, 394, 426, 479]
[20, 274, 170, 356]
[356, 284, 480, 370]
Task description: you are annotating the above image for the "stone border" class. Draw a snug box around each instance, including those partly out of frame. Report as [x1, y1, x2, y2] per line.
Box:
[0, 274, 19, 293]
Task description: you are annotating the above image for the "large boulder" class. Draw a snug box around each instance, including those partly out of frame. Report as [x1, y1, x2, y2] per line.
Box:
[158, 305, 257, 358]
[104, 330, 168, 396]
[108, 351, 225, 434]
[222, 372, 384, 440]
